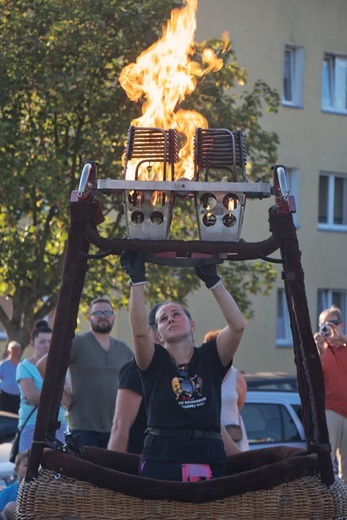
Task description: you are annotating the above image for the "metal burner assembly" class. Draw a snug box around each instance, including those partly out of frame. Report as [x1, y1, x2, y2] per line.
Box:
[91, 126, 277, 244]
[194, 128, 247, 242]
[122, 127, 179, 240]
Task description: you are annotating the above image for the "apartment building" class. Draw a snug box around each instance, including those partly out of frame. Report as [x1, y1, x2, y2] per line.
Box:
[190, 0, 347, 372]
[1, 1, 346, 375]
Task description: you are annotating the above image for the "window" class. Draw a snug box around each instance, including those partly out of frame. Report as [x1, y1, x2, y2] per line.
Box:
[322, 54, 347, 113]
[285, 168, 300, 228]
[318, 172, 347, 230]
[276, 288, 293, 347]
[317, 290, 347, 328]
[282, 45, 304, 107]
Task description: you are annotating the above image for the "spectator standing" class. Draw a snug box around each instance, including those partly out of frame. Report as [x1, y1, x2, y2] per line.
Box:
[314, 304, 347, 482]
[220, 368, 249, 451]
[108, 360, 147, 454]
[0, 342, 22, 414]
[16, 321, 67, 452]
[68, 297, 133, 448]
[108, 304, 162, 454]
[0, 450, 28, 520]
[204, 330, 249, 452]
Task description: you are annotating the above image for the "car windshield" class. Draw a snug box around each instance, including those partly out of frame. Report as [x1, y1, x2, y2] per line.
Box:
[241, 402, 302, 445]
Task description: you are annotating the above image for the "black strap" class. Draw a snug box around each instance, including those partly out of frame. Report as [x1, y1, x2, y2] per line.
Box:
[18, 406, 38, 433]
[145, 427, 221, 440]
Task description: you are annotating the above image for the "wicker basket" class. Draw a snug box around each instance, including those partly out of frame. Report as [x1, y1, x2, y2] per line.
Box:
[17, 467, 347, 520]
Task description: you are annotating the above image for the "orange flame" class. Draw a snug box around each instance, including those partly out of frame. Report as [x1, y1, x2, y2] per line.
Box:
[119, 0, 226, 180]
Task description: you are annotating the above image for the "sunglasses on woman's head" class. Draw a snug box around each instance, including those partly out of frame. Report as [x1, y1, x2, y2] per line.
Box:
[177, 363, 195, 393]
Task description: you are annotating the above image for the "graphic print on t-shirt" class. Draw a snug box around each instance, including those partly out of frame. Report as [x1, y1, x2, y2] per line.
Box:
[171, 364, 206, 409]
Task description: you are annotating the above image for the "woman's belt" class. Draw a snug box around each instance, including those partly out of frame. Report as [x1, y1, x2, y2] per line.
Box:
[145, 427, 221, 440]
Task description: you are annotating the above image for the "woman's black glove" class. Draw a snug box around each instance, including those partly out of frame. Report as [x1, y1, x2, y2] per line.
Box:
[120, 250, 147, 285]
[195, 262, 222, 289]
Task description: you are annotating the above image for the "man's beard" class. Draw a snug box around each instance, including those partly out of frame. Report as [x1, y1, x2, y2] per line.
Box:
[91, 321, 113, 334]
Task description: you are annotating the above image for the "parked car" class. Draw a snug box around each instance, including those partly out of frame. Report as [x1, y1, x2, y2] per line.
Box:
[244, 372, 298, 392]
[241, 374, 305, 450]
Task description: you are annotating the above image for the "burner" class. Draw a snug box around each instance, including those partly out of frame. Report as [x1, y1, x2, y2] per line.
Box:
[94, 127, 271, 243]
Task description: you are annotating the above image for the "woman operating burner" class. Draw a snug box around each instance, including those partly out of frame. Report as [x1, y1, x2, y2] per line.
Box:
[121, 251, 246, 482]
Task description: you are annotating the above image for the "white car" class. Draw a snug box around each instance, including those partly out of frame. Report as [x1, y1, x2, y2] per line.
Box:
[241, 390, 306, 450]
[243, 372, 298, 392]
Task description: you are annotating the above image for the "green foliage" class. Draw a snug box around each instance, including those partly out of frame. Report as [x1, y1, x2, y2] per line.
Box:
[0, 0, 279, 348]
[219, 261, 277, 320]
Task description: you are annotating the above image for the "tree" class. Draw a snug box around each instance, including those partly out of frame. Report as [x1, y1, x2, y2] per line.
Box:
[0, 0, 279, 350]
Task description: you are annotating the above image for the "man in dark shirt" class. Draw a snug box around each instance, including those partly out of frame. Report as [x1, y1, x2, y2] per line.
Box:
[107, 304, 161, 453]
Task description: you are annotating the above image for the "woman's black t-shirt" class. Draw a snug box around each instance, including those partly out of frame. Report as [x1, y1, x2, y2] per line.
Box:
[138, 339, 231, 464]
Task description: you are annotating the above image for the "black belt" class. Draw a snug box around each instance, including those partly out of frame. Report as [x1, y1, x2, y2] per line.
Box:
[145, 427, 221, 440]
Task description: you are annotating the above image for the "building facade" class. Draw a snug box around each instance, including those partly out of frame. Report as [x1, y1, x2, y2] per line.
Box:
[1, 1, 346, 375]
[190, 0, 347, 372]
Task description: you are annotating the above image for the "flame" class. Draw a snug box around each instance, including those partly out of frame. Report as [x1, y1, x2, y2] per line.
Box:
[119, 0, 226, 180]
[226, 194, 236, 211]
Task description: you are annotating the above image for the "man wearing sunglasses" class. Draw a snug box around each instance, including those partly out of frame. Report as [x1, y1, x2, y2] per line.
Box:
[68, 297, 133, 448]
[314, 305, 347, 482]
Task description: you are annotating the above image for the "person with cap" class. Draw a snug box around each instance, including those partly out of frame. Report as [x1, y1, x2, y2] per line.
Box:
[0, 341, 22, 414]
[120, 251, 246, 481]
[108, 304, 162, 454]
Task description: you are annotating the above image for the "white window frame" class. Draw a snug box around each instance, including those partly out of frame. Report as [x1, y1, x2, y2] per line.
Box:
[276, 288, 293, 347]
[282, 45, 304, 107]
[317, 290, 347, 329]
[318, 172, 347, 231]
[285, 168, 300, 229]
[322, 54, 347, 114]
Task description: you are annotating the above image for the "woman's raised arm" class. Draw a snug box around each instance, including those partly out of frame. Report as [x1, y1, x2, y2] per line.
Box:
[121, 251, 155, 370]
[195, 263, 246, 366]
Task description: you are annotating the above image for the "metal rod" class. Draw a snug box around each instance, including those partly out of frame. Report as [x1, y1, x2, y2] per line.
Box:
[97, 179, 271, 196]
